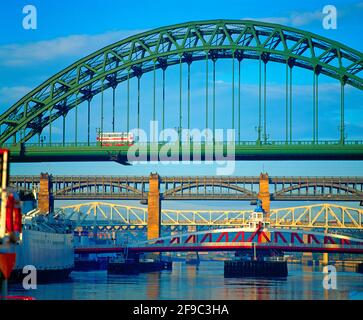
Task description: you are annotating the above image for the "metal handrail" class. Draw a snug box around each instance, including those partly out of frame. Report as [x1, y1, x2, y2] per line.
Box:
[4, 140, 363, 148]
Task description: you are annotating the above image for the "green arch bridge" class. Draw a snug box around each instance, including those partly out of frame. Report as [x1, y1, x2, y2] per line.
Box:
[1, 19, 362, 162]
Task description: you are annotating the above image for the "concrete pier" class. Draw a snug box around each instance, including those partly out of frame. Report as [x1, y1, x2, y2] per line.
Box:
[322, 253, 329, 266]
[38, 173, 54, 214]
[224, 260, 288, 278]
[147, 173, 161, 241]
[146, 173, 161, 261]
[258, 173, 270, 214]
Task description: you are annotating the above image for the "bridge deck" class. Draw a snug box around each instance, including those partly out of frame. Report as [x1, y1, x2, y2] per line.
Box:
[75, 243, 363, 255]
[6, 142, 363, 162]
[10, 174, 363, 201]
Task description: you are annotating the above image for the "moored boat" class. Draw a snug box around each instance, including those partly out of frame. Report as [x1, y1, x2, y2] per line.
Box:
[10, 200, 74, 283]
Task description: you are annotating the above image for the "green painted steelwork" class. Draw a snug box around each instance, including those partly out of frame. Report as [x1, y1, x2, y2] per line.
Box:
[0, 19, 362, 161]
[5, 141, 363, 162]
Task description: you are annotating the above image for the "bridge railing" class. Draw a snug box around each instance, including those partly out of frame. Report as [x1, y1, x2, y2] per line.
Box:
[4, 140, 363, 148]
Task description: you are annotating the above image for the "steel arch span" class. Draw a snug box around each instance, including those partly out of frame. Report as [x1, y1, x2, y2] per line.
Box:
[9, 174, 363, 201]
[59, 201, 363, 230]
[1, 19, 363, 161]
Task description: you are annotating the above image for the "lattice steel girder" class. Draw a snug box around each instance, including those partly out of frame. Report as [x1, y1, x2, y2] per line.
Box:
[9, 173, 363, 200]
[1, 19, 362, 145]
[59, 201, 363, 230]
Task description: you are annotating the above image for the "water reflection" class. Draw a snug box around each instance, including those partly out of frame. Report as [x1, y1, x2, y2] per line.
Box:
[146, 272, 161, 300]
[8, 262, 363, 300]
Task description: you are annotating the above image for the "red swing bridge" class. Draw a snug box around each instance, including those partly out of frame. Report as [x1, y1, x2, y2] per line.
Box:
[75, 225, 363, 255]
[71, 199, 363, 276]
[73, 200, 363, 262]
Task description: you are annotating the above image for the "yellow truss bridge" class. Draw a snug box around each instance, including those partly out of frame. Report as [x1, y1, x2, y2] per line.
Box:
[58, 202, 363, 230]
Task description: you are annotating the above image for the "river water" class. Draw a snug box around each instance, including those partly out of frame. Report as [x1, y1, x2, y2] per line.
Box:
[8, 262, 363, 300]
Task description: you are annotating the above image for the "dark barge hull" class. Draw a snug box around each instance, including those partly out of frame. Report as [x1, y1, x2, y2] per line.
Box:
[9, 267, 73, 284]
[107, 261, 172, 275]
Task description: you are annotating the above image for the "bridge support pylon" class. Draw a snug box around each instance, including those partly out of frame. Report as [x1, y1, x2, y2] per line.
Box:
[38, 173, 54, 214]
[322, 253, 329, 266]
[258, 173, 270, 215]
[322, 231, 329, 266]
[147, 173, 161, 241]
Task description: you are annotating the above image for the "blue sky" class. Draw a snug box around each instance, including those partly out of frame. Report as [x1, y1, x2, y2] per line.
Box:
[0, 0, 363, 180]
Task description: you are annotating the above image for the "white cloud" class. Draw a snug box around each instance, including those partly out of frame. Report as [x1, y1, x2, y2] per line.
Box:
[243, 10, 322, 28]
[0, 29, 144, 67]
[0, 86, 32, 105]
[289, 10, 323, 27]
[2, 2, 363, 68]
[247, 2, 363, 28]
[3, 3, 362, 68]
[243, 16, 290, 25]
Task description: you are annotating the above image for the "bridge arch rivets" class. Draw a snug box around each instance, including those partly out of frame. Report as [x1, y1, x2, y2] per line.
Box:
[261, 53, 270, 64]
[314, 65, 322, 75]
[80, 87, 94, 102]
[341, 75, 348, 85]
[287, 57, 296, 68]
[157, 57, 168, 71]
[106, 74, 118, 89]
[131, 65, 143, 79]
[235, 50, 244, 62]
[209, 49, 219, 62]
[183, 52, 193, 65]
